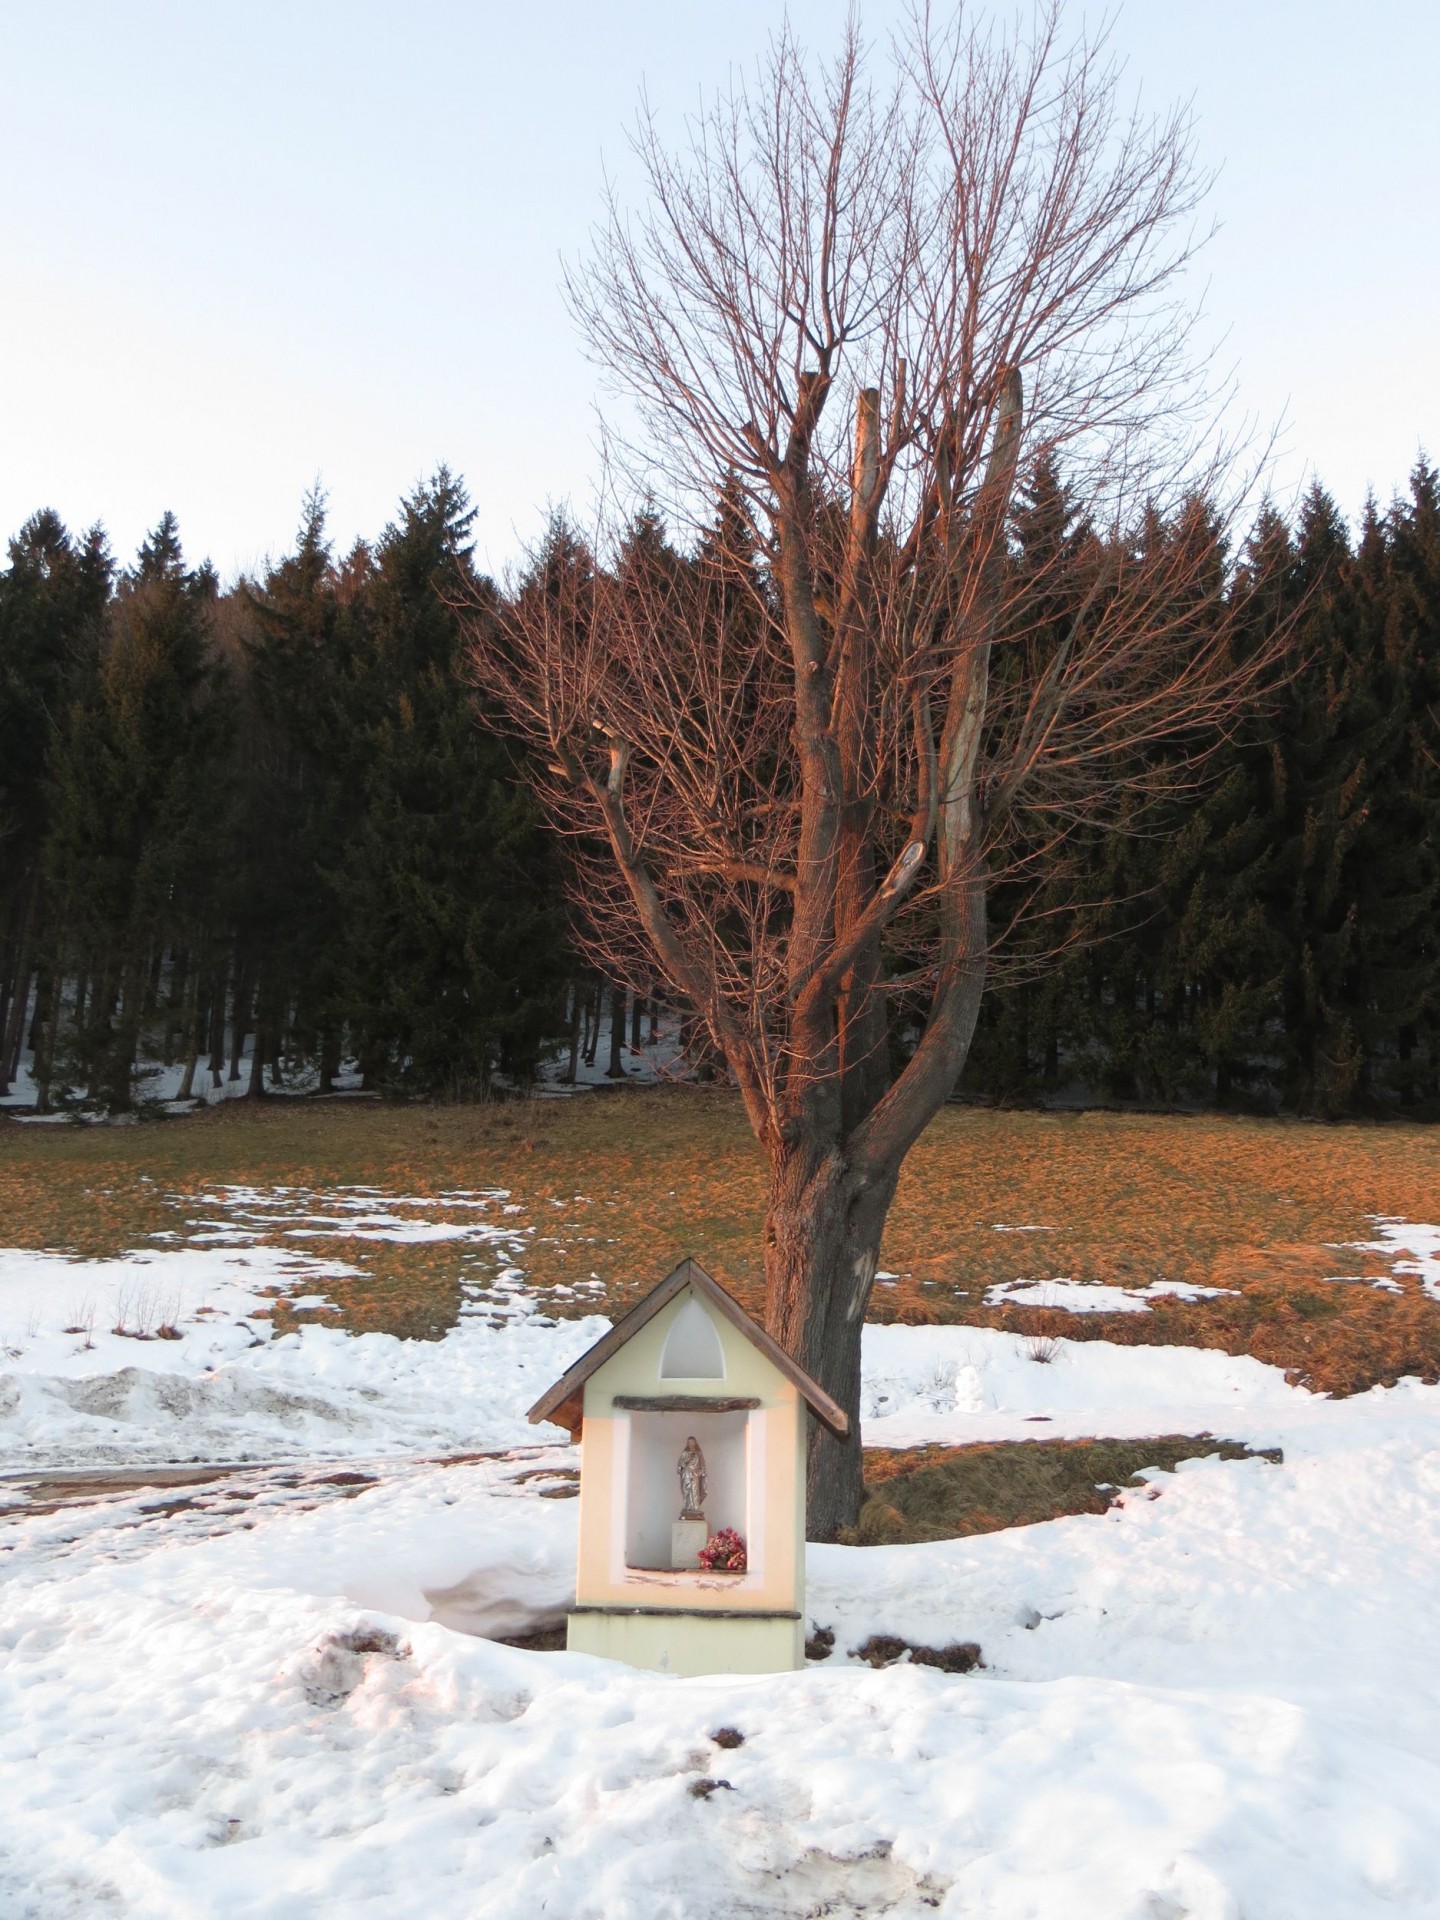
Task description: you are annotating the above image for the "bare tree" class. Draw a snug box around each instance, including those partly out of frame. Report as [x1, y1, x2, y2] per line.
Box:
[470, 3, 1277, 1535]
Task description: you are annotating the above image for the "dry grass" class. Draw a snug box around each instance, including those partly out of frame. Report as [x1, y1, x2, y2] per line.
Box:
[2, 1089, 1437, 1389]
[848, 1436, 1278, 1545]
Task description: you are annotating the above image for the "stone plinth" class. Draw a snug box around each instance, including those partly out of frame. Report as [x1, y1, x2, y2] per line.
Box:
[671, 1517, 708, 1570]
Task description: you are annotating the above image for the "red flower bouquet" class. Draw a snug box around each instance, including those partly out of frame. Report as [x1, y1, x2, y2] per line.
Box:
[697, 1527, 747, 1572]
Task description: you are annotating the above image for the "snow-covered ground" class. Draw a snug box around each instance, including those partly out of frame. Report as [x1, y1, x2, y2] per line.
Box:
[977, 1218, 1440, 1312]
[0, 1186, 604, 1473]
[4, 1213, 1440, 1915]
[981, 1276, 1232, 1314]
[0, 997, 678, 1115]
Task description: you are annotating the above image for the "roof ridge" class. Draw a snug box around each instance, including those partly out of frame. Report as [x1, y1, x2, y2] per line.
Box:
[525, 1258, 849, 1438]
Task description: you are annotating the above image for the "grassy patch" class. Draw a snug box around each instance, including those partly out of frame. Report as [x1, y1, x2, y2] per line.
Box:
[2, 1089, 1437, 1389]
[845, 1436, 1281, 1545]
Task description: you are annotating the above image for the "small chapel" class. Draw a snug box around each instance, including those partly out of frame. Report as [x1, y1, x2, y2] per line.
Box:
[527, 1257, 848, 1677]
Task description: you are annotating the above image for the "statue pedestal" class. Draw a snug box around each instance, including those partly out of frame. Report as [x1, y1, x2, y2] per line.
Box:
[671, 1517, 708, 1571]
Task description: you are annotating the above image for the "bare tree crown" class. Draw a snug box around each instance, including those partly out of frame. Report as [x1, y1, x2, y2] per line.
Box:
[473, 3, 1268, 1180]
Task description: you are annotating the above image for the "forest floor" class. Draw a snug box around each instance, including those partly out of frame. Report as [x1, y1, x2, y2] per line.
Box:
[3, 1085, 1438, 1394]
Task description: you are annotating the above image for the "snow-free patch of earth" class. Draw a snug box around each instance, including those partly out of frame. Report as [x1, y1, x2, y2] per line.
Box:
[4, 1213, 1440, 1915]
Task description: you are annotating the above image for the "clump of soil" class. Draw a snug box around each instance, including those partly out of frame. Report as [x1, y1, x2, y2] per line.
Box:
[853, 1634, 982, 1673]
[844, 1435, 1279, 1546]
[496, 1623, 569, 1652]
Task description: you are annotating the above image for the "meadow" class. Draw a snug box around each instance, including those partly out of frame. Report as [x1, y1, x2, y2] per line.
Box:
[3, 1087, 1437, 1397]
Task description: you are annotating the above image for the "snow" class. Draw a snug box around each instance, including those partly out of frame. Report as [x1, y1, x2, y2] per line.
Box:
[0, 1224, 604, 1472]
[859, 1321, 1313, 1447]
[983, 1277, 1231, 1314]
[0, 1036, 369, 1116]
[1, 993, 680, 1114]
[1336, 1217, 1440, 1301]
[4, 1358, 1440, 1915]
[4, 1211, 1440, 1914]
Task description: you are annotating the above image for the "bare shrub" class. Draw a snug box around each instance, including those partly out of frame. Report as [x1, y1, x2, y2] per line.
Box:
[1023, 1333, 1061, 1365]
[62, 1297, 98, 1349]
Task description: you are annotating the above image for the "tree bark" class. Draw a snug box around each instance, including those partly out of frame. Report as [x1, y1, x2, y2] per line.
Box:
[229, 960, 252, 1082]
[606, 983, 627, 1078]
[762, 1143, 897, 1540]
[1, 883, 38, 1090]
[582, 978, 601, 1067]
[247, 1017, 267, 1098]
[319, 1026, 341, 1095]
[33, 969, 65, 1115]
[103, 955, 138, 1114]
[562, 985, 581, 1084]
[176, 961, 203, 1103]
[207, 967, 227, 1089]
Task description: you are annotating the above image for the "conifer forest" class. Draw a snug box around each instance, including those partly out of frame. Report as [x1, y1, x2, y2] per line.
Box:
[1, 460, 1436, 1120]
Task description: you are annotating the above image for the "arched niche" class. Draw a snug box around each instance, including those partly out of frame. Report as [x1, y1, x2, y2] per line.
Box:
[659, 1295, 725, 1380]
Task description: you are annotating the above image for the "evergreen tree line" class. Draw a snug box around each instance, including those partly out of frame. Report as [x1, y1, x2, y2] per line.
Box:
[962, 463, 1440, 1116]
[0, 472, 572, 1112]
[0, 461, 1435, 1119]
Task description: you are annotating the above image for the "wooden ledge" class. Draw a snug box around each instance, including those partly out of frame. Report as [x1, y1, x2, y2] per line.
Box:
[570, 1605, 800, 1620]
[612, 1394, 761, 1412]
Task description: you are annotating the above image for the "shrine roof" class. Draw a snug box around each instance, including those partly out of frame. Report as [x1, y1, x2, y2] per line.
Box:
[525, 1258, 849, 1440]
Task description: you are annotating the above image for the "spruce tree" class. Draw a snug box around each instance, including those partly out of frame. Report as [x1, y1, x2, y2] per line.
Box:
[43, 514, 228, 1110]
[0, 512, 111, 1092]
[339, 472, 569, 1092]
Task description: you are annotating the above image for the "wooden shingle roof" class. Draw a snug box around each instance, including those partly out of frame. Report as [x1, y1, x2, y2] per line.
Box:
[526, 1257, 849, 1439]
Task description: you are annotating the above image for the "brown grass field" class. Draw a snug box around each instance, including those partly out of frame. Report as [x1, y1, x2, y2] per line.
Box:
[2, 1088, 1438, 1395]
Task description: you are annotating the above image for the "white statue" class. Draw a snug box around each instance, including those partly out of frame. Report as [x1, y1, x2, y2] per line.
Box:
[677, 1435, 707, 1518]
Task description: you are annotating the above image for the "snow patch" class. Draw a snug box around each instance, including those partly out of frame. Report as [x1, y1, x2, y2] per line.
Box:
[983, 1277, 1231, 1314]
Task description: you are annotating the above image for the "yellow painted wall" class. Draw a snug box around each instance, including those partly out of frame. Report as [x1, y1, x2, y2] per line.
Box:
[568, 1607, 803, 1678]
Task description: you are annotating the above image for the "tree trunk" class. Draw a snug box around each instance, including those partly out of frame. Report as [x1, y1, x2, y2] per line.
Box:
[582, 979, 601, 1066]
[606, 984, 627, 1078]
[630, 991, 645, 1053]
[229, 960, 252, 1082]
[1, 885, 38, 1090]
[562, 986, 581, 1084]
[33, 970, 65, 1115]
[104, 958, 139, 1114]
[0, 931, 16, 1097]
[176, 962, 203, 1103]
[164, 949, 189, 1065]
[319, 1027, 341, 1095]
[248, 1018, 267, 1098]
[762, 1141, 897, 1541]
[207, 967, 227, 1089]
[144, 942, 164, 1019]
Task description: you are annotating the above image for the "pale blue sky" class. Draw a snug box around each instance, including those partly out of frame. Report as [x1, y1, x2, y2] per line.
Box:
[1, 1, 1435, 578]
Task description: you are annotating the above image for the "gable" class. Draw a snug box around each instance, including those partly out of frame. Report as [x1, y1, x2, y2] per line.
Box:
[660, 1296, 726, 1379]
[526, 1258, 849, 1439]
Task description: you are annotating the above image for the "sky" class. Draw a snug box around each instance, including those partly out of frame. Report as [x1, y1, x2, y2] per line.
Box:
[1, 0, 1435, 581]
